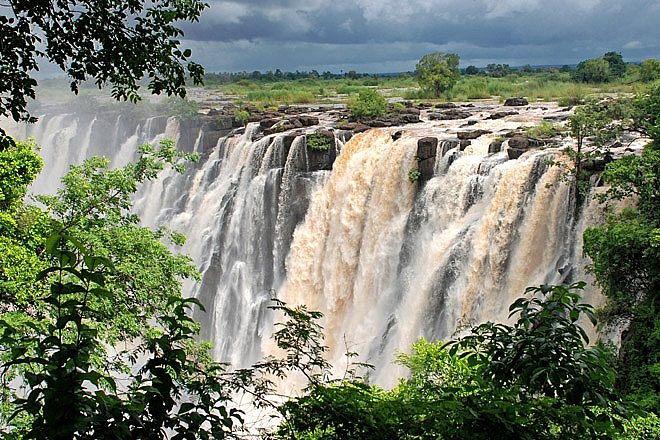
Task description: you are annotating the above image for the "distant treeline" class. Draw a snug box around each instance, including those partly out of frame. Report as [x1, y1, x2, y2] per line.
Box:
[204, 52, 660, 85]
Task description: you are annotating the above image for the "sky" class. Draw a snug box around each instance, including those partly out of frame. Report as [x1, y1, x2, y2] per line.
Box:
[179, 0, 660, 73]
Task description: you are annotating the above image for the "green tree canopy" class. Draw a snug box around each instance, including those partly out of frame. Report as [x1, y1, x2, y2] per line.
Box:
[603, 51, 626, 78]
[0, 0, 207, 133]
[415, 52, 460, 97]
[574, 58, 611, 83]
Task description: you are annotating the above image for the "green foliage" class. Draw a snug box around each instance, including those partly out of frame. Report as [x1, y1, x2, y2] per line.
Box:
[640, 59, 660, 83]
[0, 137, 246, 438]
[525, 121, 564, 139]
[415, 52, 461, 97]
[603, 52, 626, 79]
[408, 168, 421, 183]
[575, 58, 612, 83]
[306, 133, 333, 152]
[233, 109, 250, 126]
[0, 139, 43, 210]
[277, 284, 629, 439]
[0, 0, 207, 135]
[565, 97, 632, 199]
[632, 80, 660, 147]
[349, 89, 387, 119]
[165, 96, 200, 120]
[584, 135, 660, 412]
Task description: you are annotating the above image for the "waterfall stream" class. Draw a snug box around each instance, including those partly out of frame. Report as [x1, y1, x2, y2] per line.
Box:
[3, 106, 603, 387]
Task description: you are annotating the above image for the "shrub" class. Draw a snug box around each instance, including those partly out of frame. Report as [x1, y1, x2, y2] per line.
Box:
[234, 109, 250, 125]
[349, 89, 387, 119]
[306, 133, 333, 151]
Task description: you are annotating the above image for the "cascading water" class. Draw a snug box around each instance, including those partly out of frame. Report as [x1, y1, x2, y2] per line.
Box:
[3, 103, 604, 387]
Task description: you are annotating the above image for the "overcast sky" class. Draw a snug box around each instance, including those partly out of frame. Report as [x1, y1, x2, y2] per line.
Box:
[178, 0, 660, 73]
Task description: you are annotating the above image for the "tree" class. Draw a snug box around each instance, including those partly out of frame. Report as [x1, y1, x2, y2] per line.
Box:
[574, 58, 611, 83]
[581, 81, 660, 413]
[415, 52, 460, 98]
[0, 138, 251, 438]
[640, 59, 660, 83]
[0, 0, 207, 134]
[464, 65, 479, 75]
[603, 51, 626, 78]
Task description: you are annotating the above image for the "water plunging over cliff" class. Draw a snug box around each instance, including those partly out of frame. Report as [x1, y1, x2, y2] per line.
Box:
[3, 104, 602, 386]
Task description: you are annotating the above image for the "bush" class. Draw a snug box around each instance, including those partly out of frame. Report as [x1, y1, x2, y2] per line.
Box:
[349, 89, 387, 119]
[306, 133, 333, 151]
[234, 109, 250, 125]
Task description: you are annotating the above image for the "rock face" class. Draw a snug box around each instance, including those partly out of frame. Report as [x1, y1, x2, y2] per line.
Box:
[504, 97, 529, 107]
[457, 129, 491, 140]
[416, 137, 438, 183]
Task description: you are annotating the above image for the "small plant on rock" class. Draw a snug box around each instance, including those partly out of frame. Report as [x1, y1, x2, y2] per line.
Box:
[408, 168, 421, 182]
[306, 133, 333, 151]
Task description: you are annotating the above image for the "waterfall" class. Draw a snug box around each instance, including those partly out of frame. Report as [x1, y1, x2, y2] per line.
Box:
[3, 107, 603, 386]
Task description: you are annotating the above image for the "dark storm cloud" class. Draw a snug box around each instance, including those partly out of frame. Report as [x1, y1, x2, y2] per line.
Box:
[180, 0, 660, 72]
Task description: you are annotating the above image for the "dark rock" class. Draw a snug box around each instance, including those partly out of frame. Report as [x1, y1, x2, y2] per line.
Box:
[459, 140, 472, 151]
[260, 118, 279, 129]
[457, 129, 490, 140]
[418, 102, 433, 108]
[488, 138, 504, 154]
[298, 115, 320, 126]
[398, 107, 421, 115]
[504, 97, 529, 106]
[353, 123, 370, 133]
[439, 139, 459, 156]
[392, 130, 403, 141]
[461, 103, 475, 107]
[417, 137, 438, 160]
[581, 159, 608, 172]
[507, 135, 530, 149]
[543, 114, 569, 122]
[461, 120, 478, 127]
[306, 131, 336, 172]
[488, 111, 518, 120]
[429, 109, 471, 120]
[398, 113, 422, 124]
[417, 137, 438, 183]
[369, 119, 392, 127]
[434, 102, 457, 109]
[507, 148, 527, 160]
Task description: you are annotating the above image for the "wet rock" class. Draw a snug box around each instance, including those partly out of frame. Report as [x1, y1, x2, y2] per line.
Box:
[298, 115, 320, 126]
[429, 109, 471, 120]
[543, 114, 569, 122]
[504, 97, 529, 106]
[488, 111, 518, 120]
[435, 102, 457, 109]
[392, 130, 403, 141]
[459, 140, 472, 151]
[397, 113, 422, 124]
[417, 137, 438, 183]
[461, 120, 478, 127]
[353, 123, 371, 133]
[457, 129, 491, 140]
[259, 118, 279, 129]
[306, 131, 336, 172]
[417, 137, 438, 160]
[488, 137, 504, 154]
[507, 135, 530, 149]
